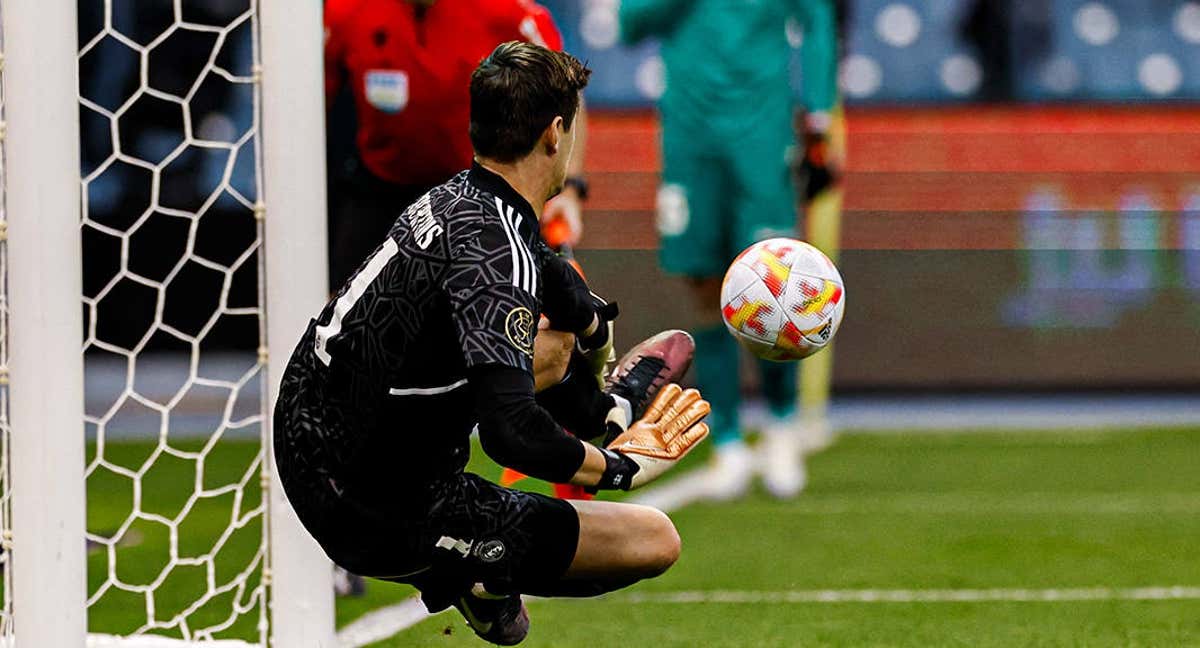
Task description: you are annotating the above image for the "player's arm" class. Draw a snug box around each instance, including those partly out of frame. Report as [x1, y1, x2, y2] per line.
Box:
[471, 365, 709, 490]
[470, 364, 607, 486]
[792, 0, 840, 200]
[453, 225, 701, 489]
[449, 223, 608, 485]
[539, 251, 615, 350]
[618, 0, 695, 43]
[793, 0, 838, 123]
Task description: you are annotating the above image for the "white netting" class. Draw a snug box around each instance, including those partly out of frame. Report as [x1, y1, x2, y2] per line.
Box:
[0, 0, 12, 640]
[79, 0, 267, 642]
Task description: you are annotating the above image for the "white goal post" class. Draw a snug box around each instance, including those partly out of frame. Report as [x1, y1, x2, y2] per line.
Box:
[3, 2, 88, 647]
[259, 0, 338, 645]
[0, 0, 336, 645]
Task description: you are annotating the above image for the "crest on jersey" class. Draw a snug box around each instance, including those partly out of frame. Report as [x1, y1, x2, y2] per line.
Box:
[474, 539, 506, 563]
[505, 306, 535, 356]
[365, 69, 409, 113]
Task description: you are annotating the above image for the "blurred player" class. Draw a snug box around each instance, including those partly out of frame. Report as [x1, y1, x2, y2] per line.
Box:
[275, 43, 709, 645]
[620, 0, 839, 499]
[323, 0, 589, 291]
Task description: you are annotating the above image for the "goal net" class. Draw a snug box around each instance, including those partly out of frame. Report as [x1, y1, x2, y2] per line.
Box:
[78, 0, 269, 642]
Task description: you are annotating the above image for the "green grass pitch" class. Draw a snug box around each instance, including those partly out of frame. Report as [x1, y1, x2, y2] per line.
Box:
[29, 426, 1200, 645]
[362, 427, 1200, 647]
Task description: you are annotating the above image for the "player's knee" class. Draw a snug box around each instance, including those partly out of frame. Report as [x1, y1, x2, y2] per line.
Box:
[642, 509, 681, 576]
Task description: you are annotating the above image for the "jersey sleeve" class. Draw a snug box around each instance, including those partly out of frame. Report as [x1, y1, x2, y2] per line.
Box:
[512, 0, 564, 50]
[540, 251, 597, 333]
[446, 221, 540, 374]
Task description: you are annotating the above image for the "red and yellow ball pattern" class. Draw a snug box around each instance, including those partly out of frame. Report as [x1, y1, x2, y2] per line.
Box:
[720, 238, 845, 361]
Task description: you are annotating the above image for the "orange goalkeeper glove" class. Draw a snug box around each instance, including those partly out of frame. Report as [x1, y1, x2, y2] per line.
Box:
[595, 383, 710, 490]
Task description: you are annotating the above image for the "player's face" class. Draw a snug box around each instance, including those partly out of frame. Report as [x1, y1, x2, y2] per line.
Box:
[548, 109, 578, 198]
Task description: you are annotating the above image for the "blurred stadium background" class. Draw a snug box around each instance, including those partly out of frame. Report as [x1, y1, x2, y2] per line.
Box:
[1, 0, 1198, 646]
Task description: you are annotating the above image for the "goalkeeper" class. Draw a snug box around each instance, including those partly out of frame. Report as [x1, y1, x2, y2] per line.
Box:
[620, 0, 838, 499]
[275, 42, 709, 646]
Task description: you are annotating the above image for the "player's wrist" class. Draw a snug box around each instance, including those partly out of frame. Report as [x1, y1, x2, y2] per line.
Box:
[578, 319, 608, 351]
[577, 298, 618, 352]
[589, 447, 640, 491]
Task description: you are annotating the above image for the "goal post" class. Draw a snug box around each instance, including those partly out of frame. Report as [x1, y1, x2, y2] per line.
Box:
[258, 0, 337, 645]
[2, 1, 89, 648]
[0, 0, 337, 644]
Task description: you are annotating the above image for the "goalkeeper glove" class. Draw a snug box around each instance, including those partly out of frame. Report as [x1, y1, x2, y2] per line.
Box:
[797, 132, 836, 201]
[592, 383, 710, 490]
[794, 110, 840, 203]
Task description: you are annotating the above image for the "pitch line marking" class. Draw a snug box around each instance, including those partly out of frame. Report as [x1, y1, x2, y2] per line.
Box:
[618, 586, 1200, 605]
[336, 596, 434, 648]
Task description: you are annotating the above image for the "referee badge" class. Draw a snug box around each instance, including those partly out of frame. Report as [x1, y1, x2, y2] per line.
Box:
[364, 69, 409, 114]
[505, 307, 535, 356]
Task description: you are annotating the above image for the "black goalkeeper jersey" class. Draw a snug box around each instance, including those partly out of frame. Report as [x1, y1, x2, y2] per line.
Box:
[275, 163, 551, 514]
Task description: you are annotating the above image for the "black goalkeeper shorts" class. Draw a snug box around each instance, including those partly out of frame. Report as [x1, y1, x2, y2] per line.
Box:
[306, 472, 580, 612]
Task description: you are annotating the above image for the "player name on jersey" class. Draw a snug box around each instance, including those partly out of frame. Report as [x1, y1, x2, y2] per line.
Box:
[407, 192, 444, 250]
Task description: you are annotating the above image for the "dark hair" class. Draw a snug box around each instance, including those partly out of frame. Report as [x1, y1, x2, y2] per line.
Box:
[469, 41, 591, 162]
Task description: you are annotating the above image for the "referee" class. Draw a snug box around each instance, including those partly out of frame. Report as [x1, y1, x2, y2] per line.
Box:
[324, 0, 589, 290]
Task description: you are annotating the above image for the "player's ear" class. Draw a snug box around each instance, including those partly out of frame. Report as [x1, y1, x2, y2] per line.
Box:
[544, 115, 565, 155]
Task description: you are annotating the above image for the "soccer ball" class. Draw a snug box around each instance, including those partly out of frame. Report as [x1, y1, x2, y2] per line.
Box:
[720, 238, 846, 361]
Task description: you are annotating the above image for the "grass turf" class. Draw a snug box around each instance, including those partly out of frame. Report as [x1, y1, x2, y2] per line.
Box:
[26, 426, 1200, 645]
[368, 427, 1200, 647]
[84, 437, 266, 640]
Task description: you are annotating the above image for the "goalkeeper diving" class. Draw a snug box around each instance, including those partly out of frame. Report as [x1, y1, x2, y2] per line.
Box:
[273, 42, 710, 645]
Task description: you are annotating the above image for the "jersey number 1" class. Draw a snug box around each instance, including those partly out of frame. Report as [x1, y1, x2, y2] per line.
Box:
[314, 238, 400, 365]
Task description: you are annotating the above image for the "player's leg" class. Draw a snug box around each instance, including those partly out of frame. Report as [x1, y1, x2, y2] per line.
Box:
[797, 103, 846, 455]
[433, 494, 681, 598]
[688, 276, 755, 500]
[557, 498, 680, 582]
[731, 124, 806, 498]
[409, 476, 681, 644]
[657, 135, 752, 500]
